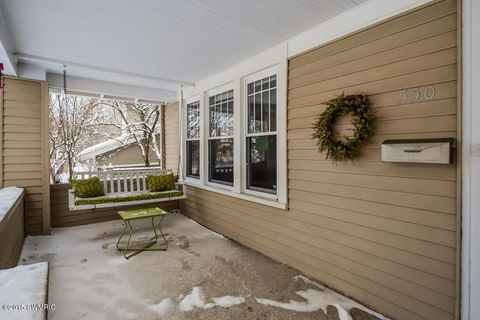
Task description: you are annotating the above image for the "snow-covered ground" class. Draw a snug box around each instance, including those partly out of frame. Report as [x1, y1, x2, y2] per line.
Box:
[0, 187, 24, 224]
[17, 212, 388, 320]
[0, 262, 49, 320]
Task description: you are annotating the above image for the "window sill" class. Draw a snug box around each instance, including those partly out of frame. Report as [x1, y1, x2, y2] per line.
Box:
[185, 182, 287, 210]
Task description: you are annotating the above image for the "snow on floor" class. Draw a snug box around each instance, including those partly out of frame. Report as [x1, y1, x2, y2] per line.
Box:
[0, 186, 23, 224]
[256, 275, 389, 320]
[17, 211, 390, 320]
[0, 262, 49, 320]
[149, 286, 246, 316]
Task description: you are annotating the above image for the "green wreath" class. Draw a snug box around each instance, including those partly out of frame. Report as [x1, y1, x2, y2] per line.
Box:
[312, 94, 376, 163]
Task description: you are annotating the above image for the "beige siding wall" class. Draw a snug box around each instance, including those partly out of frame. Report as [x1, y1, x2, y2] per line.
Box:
[96, 144, 156, 167]
[0, 191, 25, 269]
[165, 102, 180, 173]
[180, 1, 460, 320]
[50, 183, 178, 227]
[1, 78, 50, 235]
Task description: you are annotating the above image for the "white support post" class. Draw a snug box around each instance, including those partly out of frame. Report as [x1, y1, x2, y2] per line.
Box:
[462, 0, 480, 319]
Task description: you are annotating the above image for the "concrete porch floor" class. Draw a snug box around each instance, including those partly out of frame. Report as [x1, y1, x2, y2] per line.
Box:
[19, 211, 385, 320]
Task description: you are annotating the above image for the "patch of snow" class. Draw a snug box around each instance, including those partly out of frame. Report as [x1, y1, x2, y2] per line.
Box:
[256, 289, 344, 313]
[150, 287, 246, 315]
[0, 187, 23, 224]
[149, 298, 174, 316]
[211, 295, 245, 308]
[0, 262, 48, 320]
[179, 287, 215, 311]
[255, 275, 389, 320]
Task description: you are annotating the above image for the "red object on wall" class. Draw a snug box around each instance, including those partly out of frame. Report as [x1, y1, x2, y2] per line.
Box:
[0, 63, 4, 89]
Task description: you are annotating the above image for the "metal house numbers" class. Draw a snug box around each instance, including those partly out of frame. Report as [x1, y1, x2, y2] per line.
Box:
[399, 85, 435, 104]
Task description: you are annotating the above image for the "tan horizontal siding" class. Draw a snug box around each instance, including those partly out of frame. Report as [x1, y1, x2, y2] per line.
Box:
[1, 78, 50, 235]
[288, 0, 456, 68]
[165, 102, 179, 173]
[180, 1, 459, 319]
[289, 65, 456, 109]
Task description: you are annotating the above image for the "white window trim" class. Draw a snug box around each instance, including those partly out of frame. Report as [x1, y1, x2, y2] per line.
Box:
[184, 95, 201, 185]
[243, 65, 279, 196]
[205, 83, 235, 191]
[182, 63, 287, 210]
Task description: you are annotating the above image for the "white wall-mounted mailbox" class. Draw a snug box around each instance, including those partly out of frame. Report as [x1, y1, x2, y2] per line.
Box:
[381, 138, 454, 164]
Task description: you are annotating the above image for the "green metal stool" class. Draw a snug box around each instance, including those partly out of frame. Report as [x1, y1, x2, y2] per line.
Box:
[116, 207, 169, 259]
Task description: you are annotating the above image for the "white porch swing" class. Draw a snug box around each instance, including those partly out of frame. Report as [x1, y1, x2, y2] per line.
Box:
[67, 71, 187, 211]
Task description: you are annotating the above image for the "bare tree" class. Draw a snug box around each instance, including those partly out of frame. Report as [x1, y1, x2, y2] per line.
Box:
[49, 94, 101, 181]
[95, 100, 164, 167]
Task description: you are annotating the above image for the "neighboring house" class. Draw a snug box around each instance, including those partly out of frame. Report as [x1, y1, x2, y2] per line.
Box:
[77, 135, 159, 170]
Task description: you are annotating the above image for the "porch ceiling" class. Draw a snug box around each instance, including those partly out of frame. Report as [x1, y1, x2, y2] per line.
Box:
[0, 0, 368, 98]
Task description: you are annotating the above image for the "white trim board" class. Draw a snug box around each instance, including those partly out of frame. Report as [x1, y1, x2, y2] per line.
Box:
[462, 0, 480, 319]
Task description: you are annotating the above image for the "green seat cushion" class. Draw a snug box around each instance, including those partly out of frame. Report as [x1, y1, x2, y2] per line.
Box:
[70, 177, 105, 198]
[148, 173, 175, 192]
[75, 190, 183, 205]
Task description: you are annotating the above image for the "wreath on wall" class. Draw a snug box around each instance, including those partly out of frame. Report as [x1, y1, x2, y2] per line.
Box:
[312, 94, 376, 163]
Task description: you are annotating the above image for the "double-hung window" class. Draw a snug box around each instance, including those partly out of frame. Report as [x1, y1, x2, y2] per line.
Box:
[246, 74, 277, 194]
[183, 63, 285, 208]
[208, 89, 234, 186]
[186, 100, 200, 179]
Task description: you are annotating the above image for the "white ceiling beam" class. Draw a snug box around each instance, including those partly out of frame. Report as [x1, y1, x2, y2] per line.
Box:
[0, 6, 17, 76]
[47, 73, 177, 102]
[16, 53, 195, 87]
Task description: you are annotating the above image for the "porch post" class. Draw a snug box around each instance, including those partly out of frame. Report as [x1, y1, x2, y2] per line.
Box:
[462, 0, 480, 319]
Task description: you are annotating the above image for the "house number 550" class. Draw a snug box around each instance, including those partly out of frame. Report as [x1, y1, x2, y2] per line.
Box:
[399, 86, 435, 103]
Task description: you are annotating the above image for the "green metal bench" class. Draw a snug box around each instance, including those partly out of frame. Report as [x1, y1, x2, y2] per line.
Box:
[116, 207, 169, 259]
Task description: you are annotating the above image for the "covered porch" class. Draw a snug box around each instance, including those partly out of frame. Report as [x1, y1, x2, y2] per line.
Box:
[1, 0, 479, 320]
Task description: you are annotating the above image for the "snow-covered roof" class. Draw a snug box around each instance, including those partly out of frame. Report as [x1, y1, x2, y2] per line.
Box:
[77, 134, 135, 161]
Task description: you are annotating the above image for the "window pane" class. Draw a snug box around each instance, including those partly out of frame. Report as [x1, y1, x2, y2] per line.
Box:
[186, 140, 200, 178]
[187, 101, 199, 139]
[247, 83, 254, 95]
[209, 90, 234, 137]
[254, 93, 261, 133]
[246, 75, 277, 134]
[254, 80, 261, 93]
[247, 135, 277, 193]
[262, 91, 269, 132]
[209, 105, 216, 137]
[221, 102, 228, 134]
[270, 75, 277, 88]
[270, 88, 276, 131]
[262, 78, 270, 90]
[226, 101, 234, 136]
[209, 138, 234, 185]
[248, 95, 254, 134]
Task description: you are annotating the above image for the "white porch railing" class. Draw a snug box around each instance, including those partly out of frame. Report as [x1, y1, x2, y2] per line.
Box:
[72, 169, 175, 194]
